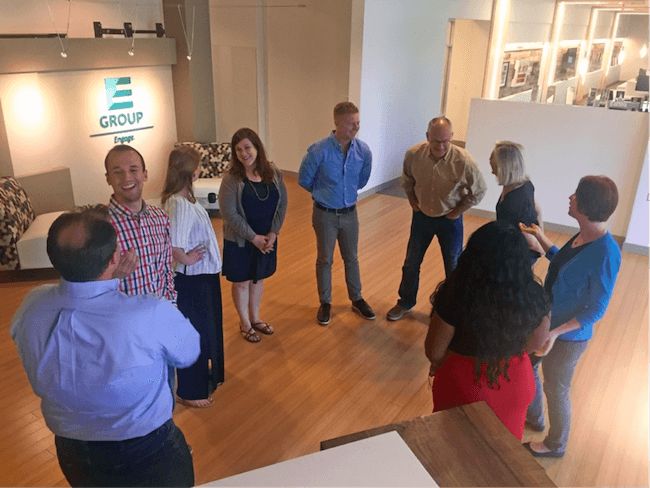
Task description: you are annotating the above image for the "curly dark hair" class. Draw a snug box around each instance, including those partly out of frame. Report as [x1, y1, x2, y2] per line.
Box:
[431, 221, 550, 387]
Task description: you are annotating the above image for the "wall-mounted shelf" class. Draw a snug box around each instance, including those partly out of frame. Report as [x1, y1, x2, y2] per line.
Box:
[0, 38, 177, 75]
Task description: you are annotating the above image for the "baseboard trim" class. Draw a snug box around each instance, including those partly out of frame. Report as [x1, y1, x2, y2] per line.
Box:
[0, 267, 59, 283]
[358, 177, 401, 200]
[622, 242, 649, 256]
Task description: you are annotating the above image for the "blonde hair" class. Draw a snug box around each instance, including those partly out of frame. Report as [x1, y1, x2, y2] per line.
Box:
[161, 146, 200, 204]
[491, 141, 527, 186]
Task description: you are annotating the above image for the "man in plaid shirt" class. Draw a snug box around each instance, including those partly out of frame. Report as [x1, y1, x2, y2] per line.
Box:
[104, 145, 176, 303]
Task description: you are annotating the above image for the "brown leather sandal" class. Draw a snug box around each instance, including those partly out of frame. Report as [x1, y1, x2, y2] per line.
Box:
[240, 327, 261, 343]
[251, 321, 274, 335]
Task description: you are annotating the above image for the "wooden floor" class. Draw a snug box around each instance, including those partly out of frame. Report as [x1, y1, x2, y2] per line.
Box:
[0, 174, 647, 487]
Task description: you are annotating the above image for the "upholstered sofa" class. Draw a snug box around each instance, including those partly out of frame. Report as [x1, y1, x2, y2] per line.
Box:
[1, 168, 75, 271]
[174, 142, 231, 211]
[0, 176, 64, 270]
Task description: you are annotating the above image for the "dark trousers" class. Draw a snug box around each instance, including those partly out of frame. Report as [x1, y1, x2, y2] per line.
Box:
[175, 272, 224, 400]
[55, 420, 194, 487]
[397, 211, 463, 309]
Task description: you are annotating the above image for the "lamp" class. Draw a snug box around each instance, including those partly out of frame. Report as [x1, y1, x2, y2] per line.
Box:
[641, 43, 648, 58]
[177, 5, 196, 62]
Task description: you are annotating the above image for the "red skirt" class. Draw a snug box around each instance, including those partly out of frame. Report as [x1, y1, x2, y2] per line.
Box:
[432, 352, 534, 439]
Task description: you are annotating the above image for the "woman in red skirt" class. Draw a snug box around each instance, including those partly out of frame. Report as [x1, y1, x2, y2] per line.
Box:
[425, 221, 550, 439]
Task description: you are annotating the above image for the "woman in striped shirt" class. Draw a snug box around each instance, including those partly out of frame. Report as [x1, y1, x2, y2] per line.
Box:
[162, 146, 224, 408]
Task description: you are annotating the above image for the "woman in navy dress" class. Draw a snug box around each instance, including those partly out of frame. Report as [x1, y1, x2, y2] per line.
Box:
[219, 128, 288, 343]
[489, 141, 544, 263]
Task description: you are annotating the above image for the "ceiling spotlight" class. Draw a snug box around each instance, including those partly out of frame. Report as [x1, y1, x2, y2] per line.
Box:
[60, 51, 68, 58]
[128, 48, 135, 56]
[186, 54, 192, 61]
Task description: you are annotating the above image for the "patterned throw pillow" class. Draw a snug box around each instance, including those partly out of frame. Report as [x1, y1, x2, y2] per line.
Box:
[175, 142, 231, 178]
[0, 177, 36, 270]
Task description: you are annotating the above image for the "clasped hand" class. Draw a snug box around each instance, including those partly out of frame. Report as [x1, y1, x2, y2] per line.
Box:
[252, 232, 276, 254]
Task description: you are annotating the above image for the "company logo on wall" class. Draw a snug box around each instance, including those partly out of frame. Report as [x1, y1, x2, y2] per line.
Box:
[105, 77, 134, 110]
[90, 76, 154, 144]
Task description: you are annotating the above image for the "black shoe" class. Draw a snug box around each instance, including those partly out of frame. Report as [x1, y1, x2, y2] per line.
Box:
[352, 299, 376, 320]
[317, 303, 331, 325]
[523, 442, 565, 458]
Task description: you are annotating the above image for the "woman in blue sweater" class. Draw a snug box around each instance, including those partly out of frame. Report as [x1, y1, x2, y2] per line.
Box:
[520, 175, 621, 457]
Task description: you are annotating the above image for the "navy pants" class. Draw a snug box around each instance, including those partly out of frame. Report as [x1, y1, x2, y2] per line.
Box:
[397, 211, 463, 309]
[54, 420, 194, 487]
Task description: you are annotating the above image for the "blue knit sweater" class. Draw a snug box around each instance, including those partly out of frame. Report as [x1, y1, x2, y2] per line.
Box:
[546, 232, 621, 342]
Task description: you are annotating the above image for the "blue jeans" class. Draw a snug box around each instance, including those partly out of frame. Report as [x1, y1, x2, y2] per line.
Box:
[55, 420, 194, 487]
[397, 211, 463, 309]
[527, 340, 589, 452]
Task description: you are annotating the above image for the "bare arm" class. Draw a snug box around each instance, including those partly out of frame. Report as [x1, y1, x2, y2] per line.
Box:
[172, 245, 205, 266]
[424, 312, 456, 375]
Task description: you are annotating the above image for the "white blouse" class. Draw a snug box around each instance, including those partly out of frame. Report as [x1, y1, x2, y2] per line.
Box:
[164, 193, 222, 275]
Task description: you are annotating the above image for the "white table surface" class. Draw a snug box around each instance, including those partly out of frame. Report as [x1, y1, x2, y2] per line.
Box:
[203, 430, 437, 487]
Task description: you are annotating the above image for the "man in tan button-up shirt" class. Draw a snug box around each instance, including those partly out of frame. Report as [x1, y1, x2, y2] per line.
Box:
[386, 116, 487, 321]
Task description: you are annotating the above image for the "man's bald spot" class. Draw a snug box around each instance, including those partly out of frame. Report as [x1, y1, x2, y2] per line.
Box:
[428, 116, 453, 133]
[57, 220, 89, 251]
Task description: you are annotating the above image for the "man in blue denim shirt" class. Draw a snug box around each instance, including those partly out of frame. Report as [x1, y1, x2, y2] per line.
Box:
[11, 209, 199, 487]
[299, 101, 373, 326]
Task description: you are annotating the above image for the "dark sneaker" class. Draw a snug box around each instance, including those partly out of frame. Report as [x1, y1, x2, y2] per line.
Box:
[317, 303, 331, 325]
[352, 299, 376, 320]
[386, 303, 411, 321]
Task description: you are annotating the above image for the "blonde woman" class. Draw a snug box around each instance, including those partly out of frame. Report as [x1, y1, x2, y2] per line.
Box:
[162, 146, 224, 408]
[489, 141, 544, 262]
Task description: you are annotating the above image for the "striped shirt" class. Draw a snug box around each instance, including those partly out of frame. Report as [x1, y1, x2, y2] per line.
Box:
[108, 196, 177, 302]
[164, 194, 222, 275]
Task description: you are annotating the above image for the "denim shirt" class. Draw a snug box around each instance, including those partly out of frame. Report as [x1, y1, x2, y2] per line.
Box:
[298, 132, 372, 209]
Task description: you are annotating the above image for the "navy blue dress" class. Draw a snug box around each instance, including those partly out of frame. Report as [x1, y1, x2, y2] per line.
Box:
[495, 180, 538, 227]
[223, 178, 280, 283]
[496, 180, 540, 263]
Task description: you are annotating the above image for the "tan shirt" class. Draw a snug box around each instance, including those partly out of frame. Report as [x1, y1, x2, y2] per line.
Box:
[401, 142, 487, 218]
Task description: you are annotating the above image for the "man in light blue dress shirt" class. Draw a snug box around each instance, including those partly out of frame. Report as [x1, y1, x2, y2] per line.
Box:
[11, 209, 200, 487]
[299, 101, 374, 326]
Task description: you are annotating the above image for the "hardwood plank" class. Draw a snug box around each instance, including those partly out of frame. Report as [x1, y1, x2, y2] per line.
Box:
[0, 174, 646, 487]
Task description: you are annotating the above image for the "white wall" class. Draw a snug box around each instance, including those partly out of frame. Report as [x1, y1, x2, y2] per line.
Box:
[625, 144, 649, 249]
[466, 99, 649, 237]
[209, 0, 352, 172]
[0, 66, 177, 205]
[0, 0, 163, 37]
[358, 0, 491, 192]
[209, 2, 260, 141]
[445, 20, 490, 142]
[506, 0, 554, 45]
[266, 0, 352, 172]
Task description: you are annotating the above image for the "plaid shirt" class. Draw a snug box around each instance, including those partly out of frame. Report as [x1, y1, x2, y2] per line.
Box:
[108, 196, 177, 302]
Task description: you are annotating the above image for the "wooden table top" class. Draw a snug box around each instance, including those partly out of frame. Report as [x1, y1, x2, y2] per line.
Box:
[321, 402, 556, 487]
